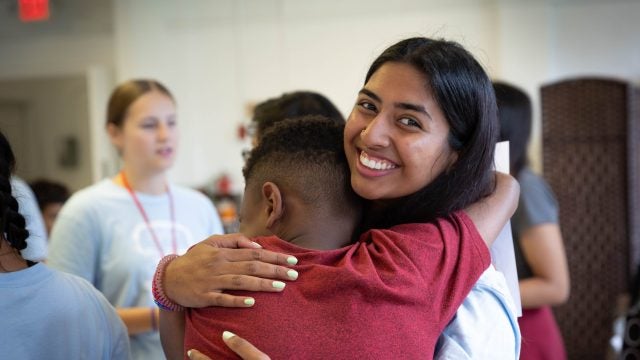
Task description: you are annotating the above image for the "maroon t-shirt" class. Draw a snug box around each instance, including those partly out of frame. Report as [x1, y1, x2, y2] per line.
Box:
[184, 211, 490, 359]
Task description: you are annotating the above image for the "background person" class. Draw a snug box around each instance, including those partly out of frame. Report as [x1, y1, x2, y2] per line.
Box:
[29, 178, 70, 236]
[249, 90, 344, 146]
[495, 81, 569, 360]
[0, 130, 130, 360]
[47, 79, 224, 360]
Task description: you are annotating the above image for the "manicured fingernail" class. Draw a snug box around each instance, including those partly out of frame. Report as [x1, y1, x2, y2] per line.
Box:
[287, 269, 299, 280]
[187, 350, 193, 358]
[272, 281, 286, 289]
[287, 256, 298, 265]
[244, 298, 255, 306]
[223, 331, 236, 341]
[251, 241, 262, 248]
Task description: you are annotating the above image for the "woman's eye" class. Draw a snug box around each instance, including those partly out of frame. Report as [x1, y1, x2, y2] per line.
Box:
[399, 117, 422, 128]
[358, 101, 377, 112]
[140, 117, 159, 129]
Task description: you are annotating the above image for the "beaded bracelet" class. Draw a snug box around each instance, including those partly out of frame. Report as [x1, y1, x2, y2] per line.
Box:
[152, 254, 184, 311]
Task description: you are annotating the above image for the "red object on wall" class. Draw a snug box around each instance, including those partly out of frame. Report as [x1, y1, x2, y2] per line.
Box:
[19, 0, 49, 22]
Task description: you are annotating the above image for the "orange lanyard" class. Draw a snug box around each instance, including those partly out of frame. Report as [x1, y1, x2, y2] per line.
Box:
[120, 172, 177, 257]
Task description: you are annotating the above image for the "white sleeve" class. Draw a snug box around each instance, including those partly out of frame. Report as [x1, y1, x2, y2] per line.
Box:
[435, 266, 521, 360]
[47, 195, 101, 284]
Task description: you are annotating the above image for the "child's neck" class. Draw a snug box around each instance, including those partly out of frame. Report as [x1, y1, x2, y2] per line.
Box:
[277, 212, 357, 250]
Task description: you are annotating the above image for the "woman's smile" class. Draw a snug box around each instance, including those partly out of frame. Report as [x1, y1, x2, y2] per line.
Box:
[344, 62, 456, 200]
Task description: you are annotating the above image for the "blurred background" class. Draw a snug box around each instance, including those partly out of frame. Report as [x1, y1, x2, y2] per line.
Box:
[1, 0, 637, 192]
[2, 1, 639, 359]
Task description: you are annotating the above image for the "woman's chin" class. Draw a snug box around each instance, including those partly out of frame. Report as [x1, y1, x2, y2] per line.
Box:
[351, 179, 384, 200]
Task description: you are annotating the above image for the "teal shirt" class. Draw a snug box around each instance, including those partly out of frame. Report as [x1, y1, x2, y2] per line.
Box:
[0, 263, 130, 359]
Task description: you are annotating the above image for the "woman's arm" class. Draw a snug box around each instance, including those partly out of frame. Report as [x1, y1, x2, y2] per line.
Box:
[162, 233, 299, 308]
[519, 223, 570, 307]
[464, 172, 520, 247]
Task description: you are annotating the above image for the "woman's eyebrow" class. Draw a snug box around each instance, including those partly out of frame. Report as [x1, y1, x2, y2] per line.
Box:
[359, 88, 381, 102]
[395, 102, 430, 118]
[360, 87, 431, 119]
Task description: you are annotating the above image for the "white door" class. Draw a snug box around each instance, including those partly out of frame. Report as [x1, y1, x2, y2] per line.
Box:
[0, 102, 33, 179]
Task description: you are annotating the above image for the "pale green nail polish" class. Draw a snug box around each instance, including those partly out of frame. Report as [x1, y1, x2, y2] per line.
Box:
[223, 331, 236, 340]
[272, 281, 286, 289]
[287, 269, 299, 280]
[244, 298, 255, 306]
[287, 256, 298, 265]
[187, 350, 193, 358]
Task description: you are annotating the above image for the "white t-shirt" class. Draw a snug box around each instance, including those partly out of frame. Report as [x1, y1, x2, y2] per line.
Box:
[48, 179, 224, 360]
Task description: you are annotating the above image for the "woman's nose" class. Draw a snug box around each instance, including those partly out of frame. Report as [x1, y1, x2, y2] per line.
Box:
[360, 115, 390, 149]
[157, 122, 171, 140]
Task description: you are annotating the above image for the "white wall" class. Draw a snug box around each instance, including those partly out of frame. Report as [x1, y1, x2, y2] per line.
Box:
[1, 0, 639, 190]
[494, 0, 640, 172]
[0, 77, 92, 191]
[113, 0, 501, 191]
[0, 0, 116, 189]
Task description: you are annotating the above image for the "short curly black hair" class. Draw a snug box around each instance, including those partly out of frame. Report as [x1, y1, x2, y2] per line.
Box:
[243, 115, 358, 216]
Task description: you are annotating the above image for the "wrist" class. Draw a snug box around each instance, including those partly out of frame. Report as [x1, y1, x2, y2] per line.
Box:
[152, 254, 184, 311]
[150, 307, 158, 331]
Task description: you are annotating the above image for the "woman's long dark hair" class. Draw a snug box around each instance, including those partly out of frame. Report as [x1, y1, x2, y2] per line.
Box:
[0, 132, 29, 250]
[493, 81, 532, 176]
[362, 37, 498, 229]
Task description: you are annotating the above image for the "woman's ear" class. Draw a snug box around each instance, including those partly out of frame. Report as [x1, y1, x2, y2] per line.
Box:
[262, 182, 284, 229]
[106, 123, 123, 150]
[447, 151, 459, 171]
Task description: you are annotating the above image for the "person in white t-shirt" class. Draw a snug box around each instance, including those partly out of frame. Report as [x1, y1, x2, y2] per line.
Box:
[47, 79, 224, 360]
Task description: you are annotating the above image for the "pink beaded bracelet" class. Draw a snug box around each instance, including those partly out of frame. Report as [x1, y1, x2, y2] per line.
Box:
[152, 254, 184, 311]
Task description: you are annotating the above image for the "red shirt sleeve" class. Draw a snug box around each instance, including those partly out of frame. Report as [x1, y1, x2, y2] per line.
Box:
[359, 210, 491, 326]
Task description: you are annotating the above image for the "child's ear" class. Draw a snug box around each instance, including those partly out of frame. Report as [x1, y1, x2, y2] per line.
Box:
[262, 182, 284, 229]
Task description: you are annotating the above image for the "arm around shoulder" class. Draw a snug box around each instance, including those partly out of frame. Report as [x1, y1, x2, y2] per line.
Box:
[464, 172, 520, 247]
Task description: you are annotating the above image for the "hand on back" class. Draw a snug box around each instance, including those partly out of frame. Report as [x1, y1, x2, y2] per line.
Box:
[164, 233, 298, 308]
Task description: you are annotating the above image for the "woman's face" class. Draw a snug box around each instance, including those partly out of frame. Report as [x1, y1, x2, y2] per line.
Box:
[109, 91, 178, 175]
[344, 62, 457, 200]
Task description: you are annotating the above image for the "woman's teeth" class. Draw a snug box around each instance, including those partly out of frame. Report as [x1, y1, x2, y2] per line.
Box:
[359, 151, 397, 170]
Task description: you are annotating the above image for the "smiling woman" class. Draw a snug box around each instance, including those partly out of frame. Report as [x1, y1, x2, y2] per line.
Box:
[345, 62, 457, 201]
[46, 79, 225, 360]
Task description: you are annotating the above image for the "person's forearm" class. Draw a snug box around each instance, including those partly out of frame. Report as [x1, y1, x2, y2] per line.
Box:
[520, 277, 570, 308]
[160, 309, 186, 360]
[117, 307, 159, 335]
[518, 224, 570, 308]
[464, 172, 520, 246]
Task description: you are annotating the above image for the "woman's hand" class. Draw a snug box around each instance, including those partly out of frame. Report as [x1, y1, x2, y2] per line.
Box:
[164, 233, 299, 308]
[186, 332, 270, 360]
